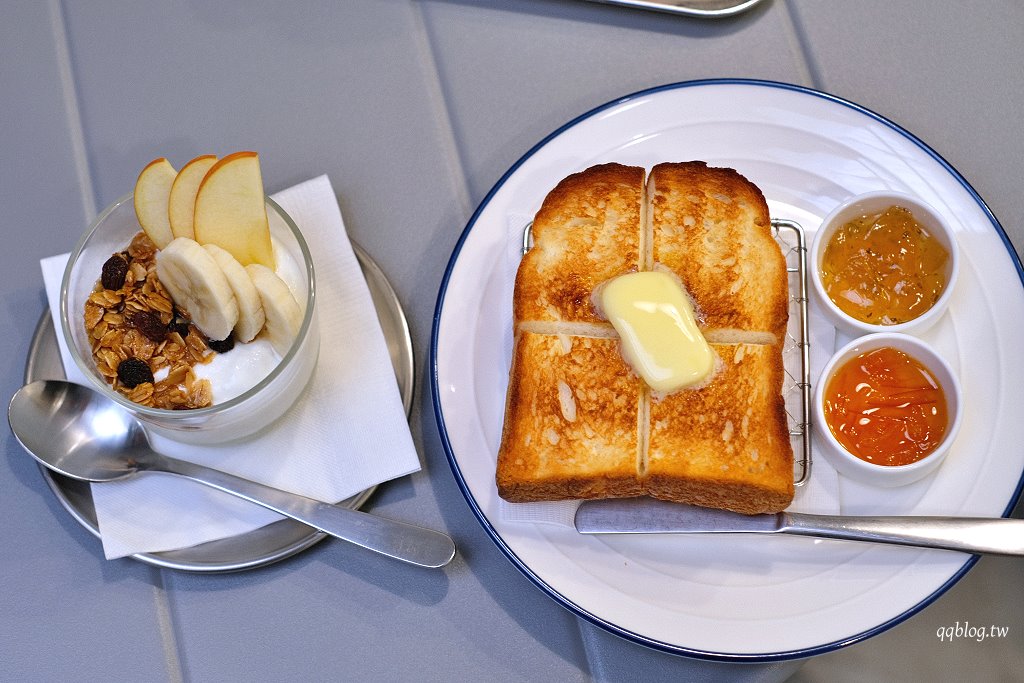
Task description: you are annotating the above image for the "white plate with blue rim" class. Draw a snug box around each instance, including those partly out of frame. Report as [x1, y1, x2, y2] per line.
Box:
[430, 79, 1024, 660]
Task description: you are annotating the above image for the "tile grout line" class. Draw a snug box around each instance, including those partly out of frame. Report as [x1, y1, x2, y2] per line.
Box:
[150, 568, 186, 683]
[49, 5, 183, 679]
[411, 1, 594, 673]
[49, 3, 185, 680]
[780, 0, 821, 90]
[410, 4, 593, 675]
[47, 0, 96, 224]
[573, 619, 599, 681]
[409, 1, 474, 220]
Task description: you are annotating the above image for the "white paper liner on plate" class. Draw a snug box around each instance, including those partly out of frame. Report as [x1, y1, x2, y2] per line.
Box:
[497, 214, 841, 527]
[40, 175, 421, 559]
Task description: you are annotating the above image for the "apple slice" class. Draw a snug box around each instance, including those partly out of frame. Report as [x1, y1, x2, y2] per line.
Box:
[134, 158, 177, 249]
[192, 151, 274, 268]
[168, 154, 217, 240]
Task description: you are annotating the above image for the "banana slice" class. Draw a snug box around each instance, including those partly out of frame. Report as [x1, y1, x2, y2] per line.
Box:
[203, 243, 265, 343]
[156, 237, 239, 342]
[245, 264, 303, 355]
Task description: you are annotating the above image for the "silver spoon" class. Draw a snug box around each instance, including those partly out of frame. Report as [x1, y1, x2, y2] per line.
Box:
[8, 380, 456, 569]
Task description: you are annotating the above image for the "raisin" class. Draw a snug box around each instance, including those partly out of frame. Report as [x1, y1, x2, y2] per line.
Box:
[168, 309, 191, 337]
[128, 310, 168, 343]
[101, 254, 130, 290]
[206, 334, 235, 354]
[117, 358, 154, 388]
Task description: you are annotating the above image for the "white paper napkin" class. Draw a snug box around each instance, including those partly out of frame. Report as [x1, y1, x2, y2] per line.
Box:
[41, 175, 421, 558]
[497, 215, 841, 527]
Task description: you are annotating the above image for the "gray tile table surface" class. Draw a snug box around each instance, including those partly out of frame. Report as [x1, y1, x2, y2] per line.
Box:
[3, 1, 1022, 681]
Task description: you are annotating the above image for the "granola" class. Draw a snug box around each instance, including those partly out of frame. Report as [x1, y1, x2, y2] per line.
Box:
[83, 232, 217, 409]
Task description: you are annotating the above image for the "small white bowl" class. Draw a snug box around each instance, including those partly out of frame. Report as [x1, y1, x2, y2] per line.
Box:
[809, 190, 959, 337]
[813, 332, 962, 487]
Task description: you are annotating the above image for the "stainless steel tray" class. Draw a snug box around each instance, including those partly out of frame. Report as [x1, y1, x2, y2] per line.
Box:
[773, 219, 812, 486]
[24, 242, 414, 572]
[583, 0, 765, 18]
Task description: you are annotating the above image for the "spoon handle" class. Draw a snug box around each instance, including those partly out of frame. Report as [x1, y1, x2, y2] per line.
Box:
[148, 455, 455, 568]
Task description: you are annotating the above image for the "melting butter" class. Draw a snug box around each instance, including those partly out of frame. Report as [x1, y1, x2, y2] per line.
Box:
[600, 271, 714, 393]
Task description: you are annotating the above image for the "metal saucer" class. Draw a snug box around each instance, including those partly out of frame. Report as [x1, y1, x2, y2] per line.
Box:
[24, 242, 415, 572]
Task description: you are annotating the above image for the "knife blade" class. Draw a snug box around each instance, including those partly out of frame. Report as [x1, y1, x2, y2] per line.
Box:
[574, 498, 1024, 556]
[575, 497, 782, 534]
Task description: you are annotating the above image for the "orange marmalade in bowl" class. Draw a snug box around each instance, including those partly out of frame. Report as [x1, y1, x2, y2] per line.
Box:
[822, 346, 948, 466]
[820, 205, 950, 325]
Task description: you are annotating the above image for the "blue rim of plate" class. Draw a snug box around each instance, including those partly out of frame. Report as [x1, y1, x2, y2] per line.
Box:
[429, 78, 1024, 662]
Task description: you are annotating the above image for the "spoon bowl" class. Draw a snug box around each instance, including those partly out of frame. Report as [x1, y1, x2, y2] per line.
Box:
[10, 379, 148, 482]
[8, 380, 456, 568]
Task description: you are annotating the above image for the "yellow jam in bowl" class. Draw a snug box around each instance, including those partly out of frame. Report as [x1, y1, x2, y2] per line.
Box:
[820, 205, 950, 325]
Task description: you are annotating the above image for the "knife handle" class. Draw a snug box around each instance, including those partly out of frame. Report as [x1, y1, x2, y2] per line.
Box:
[781, 513, 1024, 556]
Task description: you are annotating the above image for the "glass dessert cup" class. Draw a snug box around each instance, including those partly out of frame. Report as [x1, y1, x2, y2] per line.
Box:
[60, 194, 319, 445]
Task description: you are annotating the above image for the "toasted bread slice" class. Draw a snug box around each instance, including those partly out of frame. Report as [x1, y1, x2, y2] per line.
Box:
[645, 343, 794, 514]
[514, 163, 645, 325]
[498, 162, 794, 514]
[649, 162, 789, 345]
[496, 331, 644, 502]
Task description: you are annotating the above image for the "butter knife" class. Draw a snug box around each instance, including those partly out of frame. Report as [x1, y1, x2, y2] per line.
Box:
[574, 498, 1024, 556]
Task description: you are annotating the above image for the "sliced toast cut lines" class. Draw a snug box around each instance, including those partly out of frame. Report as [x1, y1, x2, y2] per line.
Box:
[497, 162, 794, 514]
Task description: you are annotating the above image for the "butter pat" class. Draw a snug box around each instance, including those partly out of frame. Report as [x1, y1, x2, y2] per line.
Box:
[600, 271, 714, 393]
